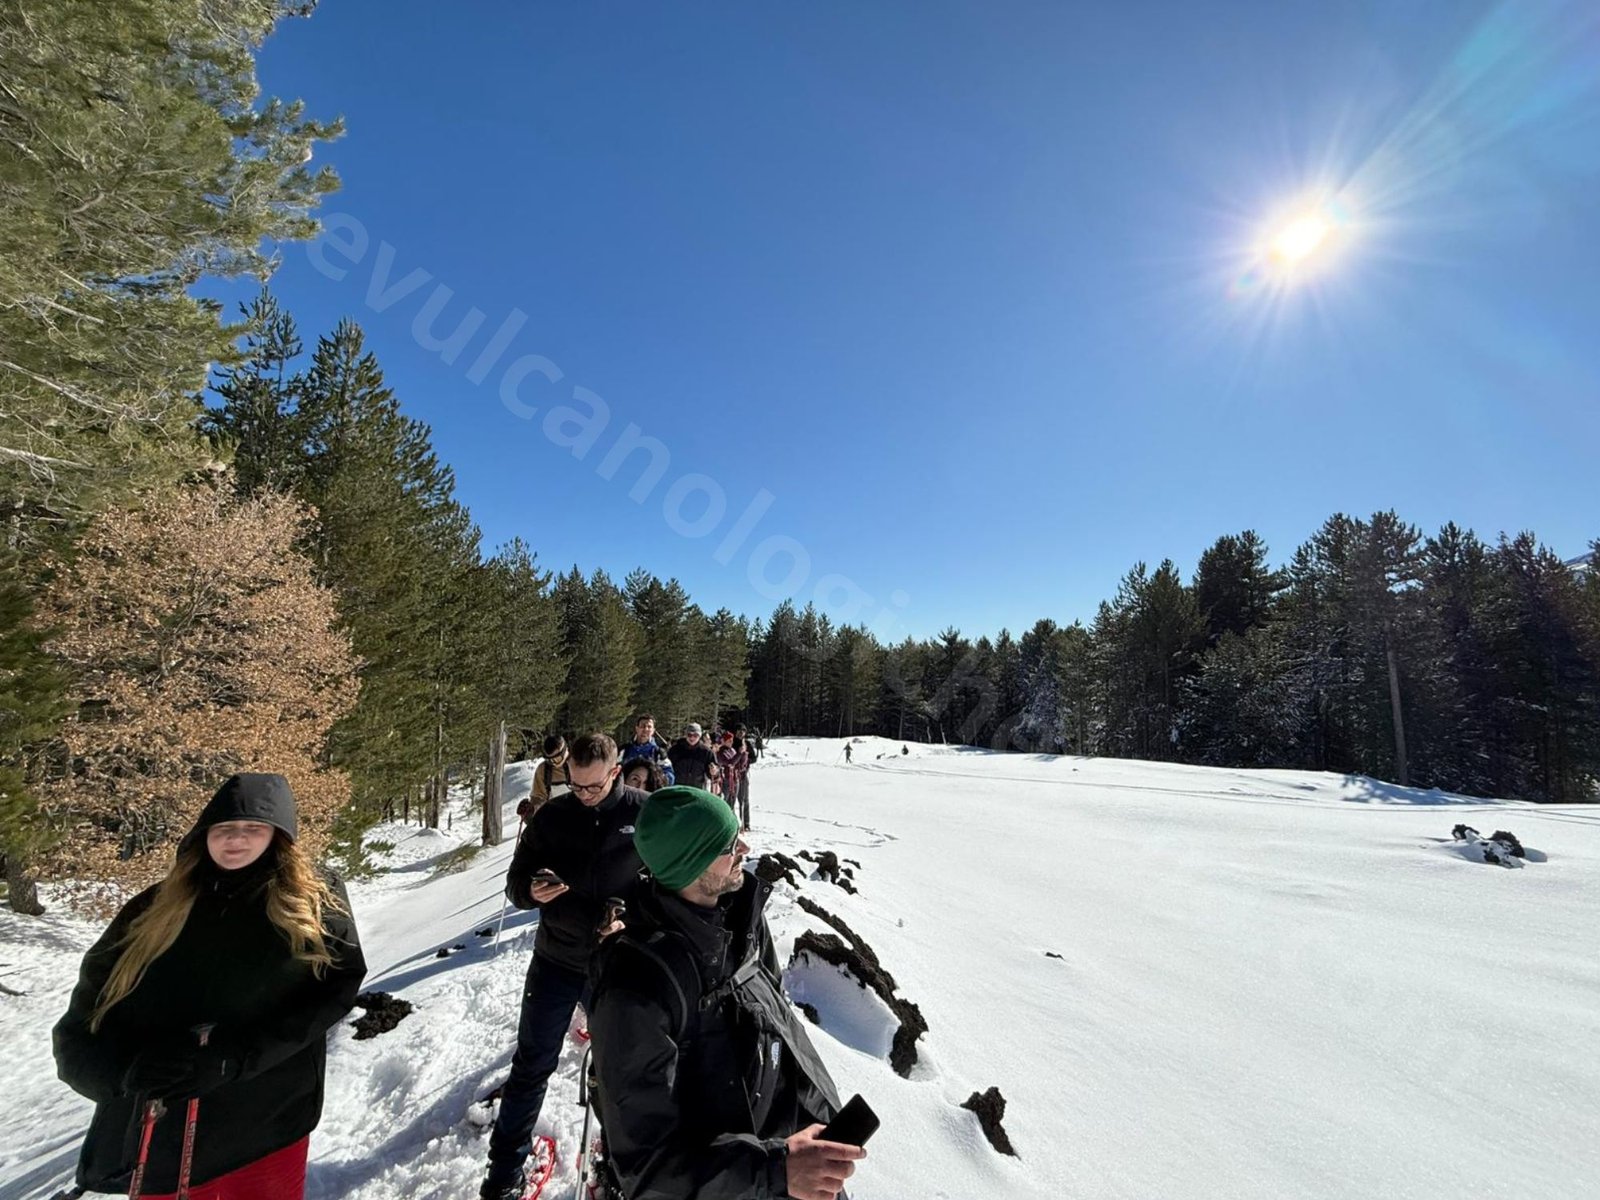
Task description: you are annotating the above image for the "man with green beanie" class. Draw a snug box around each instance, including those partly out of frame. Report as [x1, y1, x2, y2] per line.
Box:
[587, 787, 865, 1200]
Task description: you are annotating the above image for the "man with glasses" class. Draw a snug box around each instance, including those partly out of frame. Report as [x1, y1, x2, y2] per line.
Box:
[587, 787, 864, 1200]
[667, 721, 718, 790]
[481, 733, 646, 1200]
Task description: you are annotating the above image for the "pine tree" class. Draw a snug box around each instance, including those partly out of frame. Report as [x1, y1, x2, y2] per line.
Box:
[1411, 523, 1505, 794]
[624, 571, 697, 733]
[0, 553, 69, 912]
[1017, 619, 1066, 752]
[1, 0, 339, 544]
[291, 319, 478, 828]
[202, 289, 304, 495]
[555, 570, 640, 736]
[1491, 534, 1600, 801]
[1194, 531, 1280, 645]
[479, 539, 567, 741]
[701, 608, 751, 728]
[825, 626, 881, 737]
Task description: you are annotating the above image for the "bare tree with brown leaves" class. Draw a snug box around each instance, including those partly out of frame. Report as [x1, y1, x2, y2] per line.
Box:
[32, 480, 358, 904]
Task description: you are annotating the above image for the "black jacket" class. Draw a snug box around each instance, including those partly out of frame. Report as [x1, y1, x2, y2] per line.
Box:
[53, 860, 364, 1193]
[505, 778, 647, 973]
[667, 738, 717, 789]
[588, 873, 842, 1199]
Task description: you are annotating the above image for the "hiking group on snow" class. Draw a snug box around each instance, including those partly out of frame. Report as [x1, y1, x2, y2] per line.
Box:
[50, 721, 866, 1200]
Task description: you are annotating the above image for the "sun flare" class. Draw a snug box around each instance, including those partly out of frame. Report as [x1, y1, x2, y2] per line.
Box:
[1269, 214, 1333, 265]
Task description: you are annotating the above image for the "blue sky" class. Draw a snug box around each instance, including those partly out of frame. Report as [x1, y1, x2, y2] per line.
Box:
[233, 0, 1600, 641]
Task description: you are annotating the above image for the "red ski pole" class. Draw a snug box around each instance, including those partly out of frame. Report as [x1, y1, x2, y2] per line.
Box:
[174, 1024, 214, 1200]
[126, 1098, 164, 1199]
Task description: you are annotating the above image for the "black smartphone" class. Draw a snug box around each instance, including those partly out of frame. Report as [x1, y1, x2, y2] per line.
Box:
[531, 869, 563, 887]
[597, 896, 626, 932]
[818, 1093, 879, 1146]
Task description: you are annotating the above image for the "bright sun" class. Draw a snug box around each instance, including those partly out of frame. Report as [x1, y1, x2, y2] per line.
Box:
[1269, 213, 1333, 265]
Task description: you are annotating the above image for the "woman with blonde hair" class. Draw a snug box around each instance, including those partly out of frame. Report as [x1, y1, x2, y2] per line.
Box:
[54, 773, 365, 1198]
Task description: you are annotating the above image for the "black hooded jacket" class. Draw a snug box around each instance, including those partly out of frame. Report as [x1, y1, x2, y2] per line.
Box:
[53, 775, 365, 1194]
[504, 776, 647, 973]
[587, 872, 843, 1199]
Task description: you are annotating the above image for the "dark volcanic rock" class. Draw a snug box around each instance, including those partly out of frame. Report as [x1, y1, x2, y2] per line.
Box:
[963, 1086, 1018, 1156]
[1489, 830, 1525, 858]
[351, 991, 414, 1040]
[791, 930, 923, 1077]
[755, 851, 805, 887]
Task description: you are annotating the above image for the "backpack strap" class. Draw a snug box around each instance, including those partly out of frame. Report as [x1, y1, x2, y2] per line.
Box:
[609, 930, 761, 1040]
[615, 930, 703, 1043]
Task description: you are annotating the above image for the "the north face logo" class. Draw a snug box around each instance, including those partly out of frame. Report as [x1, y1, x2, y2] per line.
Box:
[619, 825, 635, 835]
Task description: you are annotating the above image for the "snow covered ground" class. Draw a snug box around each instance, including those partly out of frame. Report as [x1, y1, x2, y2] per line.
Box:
[4, 740, 1599, 1200]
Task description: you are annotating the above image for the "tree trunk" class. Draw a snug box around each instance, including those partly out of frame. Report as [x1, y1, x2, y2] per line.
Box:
[1386, 640, 1409, 788]
[429, 770, 444, 829]
[4, 854, 45, 916]
[484, 721, 506, 846]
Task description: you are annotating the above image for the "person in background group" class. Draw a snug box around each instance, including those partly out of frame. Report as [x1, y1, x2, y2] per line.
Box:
[54, 774, 365, 1200]
[667, 722, 718, 790]
[733, 724, 755, 829]
[619, 713, 675, 786]
[622, 757, 669, 793]
[715, 730, 749, 828]
[844, 742, 852, 764]
[588, 787, 862, 1200]
[483, 734, 646, 1200]
[520, 734, 571, 819]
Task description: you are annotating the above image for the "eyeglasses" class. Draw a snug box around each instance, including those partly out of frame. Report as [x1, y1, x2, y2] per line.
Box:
[720, 830, 741, 857]
[569, 768, 617, 797]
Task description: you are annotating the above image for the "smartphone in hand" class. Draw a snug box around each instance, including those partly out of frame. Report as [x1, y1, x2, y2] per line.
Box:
[818, 1094, 879, 1146]
[597, 897, 626, 933]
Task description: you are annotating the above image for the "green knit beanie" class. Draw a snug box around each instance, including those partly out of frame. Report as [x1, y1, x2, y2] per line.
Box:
[635, 786, 740, 891]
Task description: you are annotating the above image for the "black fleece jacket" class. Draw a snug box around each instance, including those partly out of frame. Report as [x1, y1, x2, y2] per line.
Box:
[504, 777, 647, 973]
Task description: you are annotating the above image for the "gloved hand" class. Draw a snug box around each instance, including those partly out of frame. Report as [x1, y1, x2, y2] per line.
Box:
[123, 1037, 241, 1099]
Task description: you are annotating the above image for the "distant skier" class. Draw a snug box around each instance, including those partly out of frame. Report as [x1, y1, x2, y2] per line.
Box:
[667, 722, 717, 790]
[484, 734, 645, 1200]
[619, 713, 675, 785]
[844, 743, 852, 764]
[588, 787, 864, 1200]
[53, 774, 365, 1200]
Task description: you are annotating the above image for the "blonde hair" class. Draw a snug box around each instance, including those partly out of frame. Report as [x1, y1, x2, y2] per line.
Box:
[91, 831, 345, 1031]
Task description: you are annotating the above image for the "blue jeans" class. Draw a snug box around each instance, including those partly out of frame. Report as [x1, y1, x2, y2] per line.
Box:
[486, 953, 590, 1188]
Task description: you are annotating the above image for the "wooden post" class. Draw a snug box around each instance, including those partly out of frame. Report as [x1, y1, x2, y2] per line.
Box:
[484, 721, 506, 846]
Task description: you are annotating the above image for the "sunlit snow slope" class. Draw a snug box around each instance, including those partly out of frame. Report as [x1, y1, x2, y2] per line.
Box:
[4, 740, 1597, 1200]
